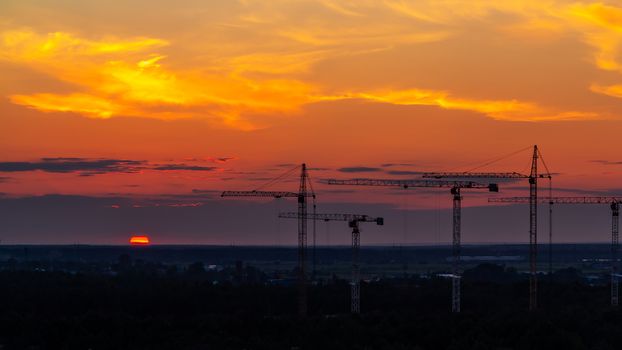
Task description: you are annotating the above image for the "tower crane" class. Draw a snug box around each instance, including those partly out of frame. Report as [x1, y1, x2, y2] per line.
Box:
[422, 145, 552, 311]
[221, 163, 315, 317]
[489, 196, 622, 306]
[323, 178, 498, 313]
[278, 212, 384, 314]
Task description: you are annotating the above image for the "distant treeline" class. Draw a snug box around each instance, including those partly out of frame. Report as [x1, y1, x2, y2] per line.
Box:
[0, 263, 620, 349]
[0, 244, 615, 265]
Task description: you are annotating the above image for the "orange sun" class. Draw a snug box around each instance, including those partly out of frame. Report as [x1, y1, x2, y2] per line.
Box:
[129, 235, 150, 245]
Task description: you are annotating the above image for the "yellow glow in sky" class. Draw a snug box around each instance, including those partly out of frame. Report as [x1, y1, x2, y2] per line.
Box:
[1, 1, 621, 129]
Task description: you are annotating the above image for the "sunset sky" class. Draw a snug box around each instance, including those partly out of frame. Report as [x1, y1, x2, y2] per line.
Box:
[1, 0, 622, 244]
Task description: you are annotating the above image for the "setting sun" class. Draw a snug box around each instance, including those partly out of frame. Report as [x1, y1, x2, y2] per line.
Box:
[129, 235, 150, 245]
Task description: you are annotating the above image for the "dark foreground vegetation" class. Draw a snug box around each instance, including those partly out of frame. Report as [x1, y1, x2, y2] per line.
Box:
[0, 263, 620, 350]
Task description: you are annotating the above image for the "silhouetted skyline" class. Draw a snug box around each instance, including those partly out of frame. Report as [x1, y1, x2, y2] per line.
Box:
[1, 1, 622, 244]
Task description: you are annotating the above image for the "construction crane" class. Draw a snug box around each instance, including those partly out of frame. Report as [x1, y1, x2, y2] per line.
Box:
[489, 196, 622, 306]
[221, 163, 315, 317]
[422, 145, 552, 311]
[278, 212, 384, 314]
[323, 178, 498, 313]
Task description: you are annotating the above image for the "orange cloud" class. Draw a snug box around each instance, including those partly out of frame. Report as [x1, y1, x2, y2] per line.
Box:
[567, 3, 622, 72]
[1, 29, 318, 129]
[328, 89, 599, 122]
[10, 93, 119, 118]
[3, 1, 622, 127]
[590, 84, 622, 99]
[1, 29, 167, 61]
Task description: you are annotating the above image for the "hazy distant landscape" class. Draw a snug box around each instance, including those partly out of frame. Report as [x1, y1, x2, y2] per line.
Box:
[0, 244, 618, 349]
[0, 243, 615, 276]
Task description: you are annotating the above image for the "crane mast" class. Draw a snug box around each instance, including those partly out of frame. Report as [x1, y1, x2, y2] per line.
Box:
[612, 202, 619, 306]
[423, 145, 550, 311]
[451, 187, 461, 312]
[529, 146, 538, 311]
[278, 212, 383, 313]
[297, 164, 308, 317]
[221, 164, 315, 317]
[489, 196, 622, 306]
[324, 178, 497, 313]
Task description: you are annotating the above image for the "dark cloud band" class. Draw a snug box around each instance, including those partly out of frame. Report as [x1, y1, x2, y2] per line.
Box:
[0, 158, 219, 176]
[0, 158, 143, 175]
[338, 167, 382, 173]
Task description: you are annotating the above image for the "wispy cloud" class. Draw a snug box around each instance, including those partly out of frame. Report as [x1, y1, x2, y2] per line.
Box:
[591, 160, 622, 166]
[0, 158, 222, 176]
[590, 84, 622, 99]
[0, 158, 143, 175]
[337, 166, 382, 173]
[2, 1, 622, 127]
[328, 89, 600, 122]
[152, 164, 218, 171]
[381, 163, 416, 168]
[205, 157, 237, 164]
[1, 29, 314, 130]
[385, 170, 423, 176]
